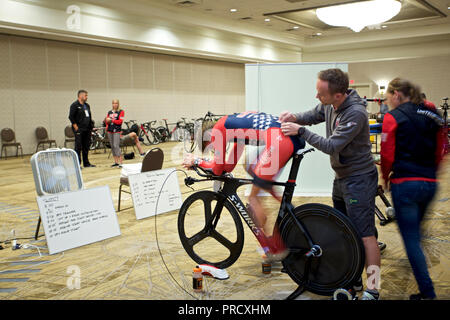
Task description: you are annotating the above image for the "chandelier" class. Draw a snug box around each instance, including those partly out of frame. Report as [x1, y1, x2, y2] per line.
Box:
[316, 0, 402, 32]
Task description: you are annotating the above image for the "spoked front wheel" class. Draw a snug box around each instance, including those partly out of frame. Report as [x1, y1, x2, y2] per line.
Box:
[173, 127, 184, 142]
[280, 203, 365, 296]
[139, 130, 155, 146]
[156, 126, 169, 143]
[149, 129, 161, 145]
[178, 191, 244, 269]
[89, 138, 99, 150]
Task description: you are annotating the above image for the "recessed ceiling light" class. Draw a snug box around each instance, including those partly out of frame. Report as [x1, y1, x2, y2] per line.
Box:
[316, 32, 322, 36]
[230, 8, 237, 12]
[264, 18, 271, 22]
[382, 25, 387, 28]
[293, 26, 299, 29]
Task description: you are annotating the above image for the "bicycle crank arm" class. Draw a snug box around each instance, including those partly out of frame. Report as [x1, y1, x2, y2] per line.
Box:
[288, 244, 322, 258]
[287, 248, 309, 255]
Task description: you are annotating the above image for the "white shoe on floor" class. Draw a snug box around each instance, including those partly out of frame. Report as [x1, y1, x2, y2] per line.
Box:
[361, 290, 380, 300]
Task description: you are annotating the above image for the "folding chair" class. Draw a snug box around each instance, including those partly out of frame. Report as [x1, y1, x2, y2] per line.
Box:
[35, 126, 57, 152]
[1, 128, 23, 159]
[118, 148, 164, 211]
[64, 125, 75, 148]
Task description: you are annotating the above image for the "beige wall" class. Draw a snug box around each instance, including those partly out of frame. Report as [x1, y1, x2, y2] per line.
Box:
[349, 55, 450, 112]
[0, 34, 245, 155]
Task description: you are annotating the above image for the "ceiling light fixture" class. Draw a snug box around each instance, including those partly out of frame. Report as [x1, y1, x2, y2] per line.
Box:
[264, 18, 271, 22]
[293, 26, 299, 29]
[230, 8, 237, 12]
[316, 0, 401, 32]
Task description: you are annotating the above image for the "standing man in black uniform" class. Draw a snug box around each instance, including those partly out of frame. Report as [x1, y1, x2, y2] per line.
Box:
[69, 90, 96, 168]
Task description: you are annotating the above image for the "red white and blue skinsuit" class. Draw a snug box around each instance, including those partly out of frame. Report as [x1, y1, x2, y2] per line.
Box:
[197, 111, 306, 189]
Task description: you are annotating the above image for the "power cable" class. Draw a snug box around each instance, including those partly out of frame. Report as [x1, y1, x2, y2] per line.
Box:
[153, 168, 198, 300]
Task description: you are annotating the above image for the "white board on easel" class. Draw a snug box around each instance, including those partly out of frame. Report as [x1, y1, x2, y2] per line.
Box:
[36, 185, 121, 255]
[128, 168, 182, 220]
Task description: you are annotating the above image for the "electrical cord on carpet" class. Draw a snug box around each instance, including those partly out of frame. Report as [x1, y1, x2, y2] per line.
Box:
[0, 234, 45, 245]
[154, 168, 199, 300]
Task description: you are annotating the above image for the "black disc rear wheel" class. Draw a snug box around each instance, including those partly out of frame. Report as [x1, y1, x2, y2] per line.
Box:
[280, 203, 365, 296]
[178, 191, 244, 269]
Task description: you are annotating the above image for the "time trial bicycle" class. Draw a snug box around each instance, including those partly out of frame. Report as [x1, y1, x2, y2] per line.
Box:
[178, 148, 365, 298]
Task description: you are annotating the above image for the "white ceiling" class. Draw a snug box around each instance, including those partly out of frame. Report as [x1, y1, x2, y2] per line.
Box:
[131, 0, 450, 60]
[150, 0, 450, 37]
[1, 0, 449, 63]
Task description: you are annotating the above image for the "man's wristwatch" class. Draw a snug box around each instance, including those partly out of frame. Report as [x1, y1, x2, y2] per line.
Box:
[297, 126, 305, 136]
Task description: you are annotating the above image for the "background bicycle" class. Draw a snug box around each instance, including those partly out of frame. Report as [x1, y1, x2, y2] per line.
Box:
[138, 121, 159, 145]
[90, 125, 108, 152]
[181, 117, 202, 153]
[122, 120, 140, 136]
[159, 118, 186, 142]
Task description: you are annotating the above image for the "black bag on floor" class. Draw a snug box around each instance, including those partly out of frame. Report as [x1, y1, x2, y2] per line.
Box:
[124, 152, 135, 160]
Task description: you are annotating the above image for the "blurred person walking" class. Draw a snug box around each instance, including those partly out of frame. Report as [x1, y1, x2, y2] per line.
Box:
[381, 77, 445, 300]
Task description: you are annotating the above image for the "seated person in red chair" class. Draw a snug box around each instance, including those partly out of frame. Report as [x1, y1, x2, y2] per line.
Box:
[182, 111, 306, 261]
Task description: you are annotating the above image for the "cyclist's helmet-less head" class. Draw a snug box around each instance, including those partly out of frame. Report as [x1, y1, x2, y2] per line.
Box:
[200, 119, 217, 153]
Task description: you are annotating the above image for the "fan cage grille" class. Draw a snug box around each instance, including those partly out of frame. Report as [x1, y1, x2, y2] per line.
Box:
[35, 150, 82, 195]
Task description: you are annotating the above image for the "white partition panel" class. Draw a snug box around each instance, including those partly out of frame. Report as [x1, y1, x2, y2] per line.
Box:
[245, 63, 348, 196]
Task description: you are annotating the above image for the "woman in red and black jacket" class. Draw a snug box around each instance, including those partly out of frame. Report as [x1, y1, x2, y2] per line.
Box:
[381, 78, 445, 300]
[105, 99, 125, 167]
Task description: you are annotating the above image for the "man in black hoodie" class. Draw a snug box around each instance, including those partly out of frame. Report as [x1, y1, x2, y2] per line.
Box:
[69, 90, 95, 168]
[280, 68, 381, 300]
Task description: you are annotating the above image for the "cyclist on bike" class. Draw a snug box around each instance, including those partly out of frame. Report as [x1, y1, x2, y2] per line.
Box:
[182, 111, 306, 261]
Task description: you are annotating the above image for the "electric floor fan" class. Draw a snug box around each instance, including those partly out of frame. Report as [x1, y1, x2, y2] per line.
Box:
[30, 148, 83, 239]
